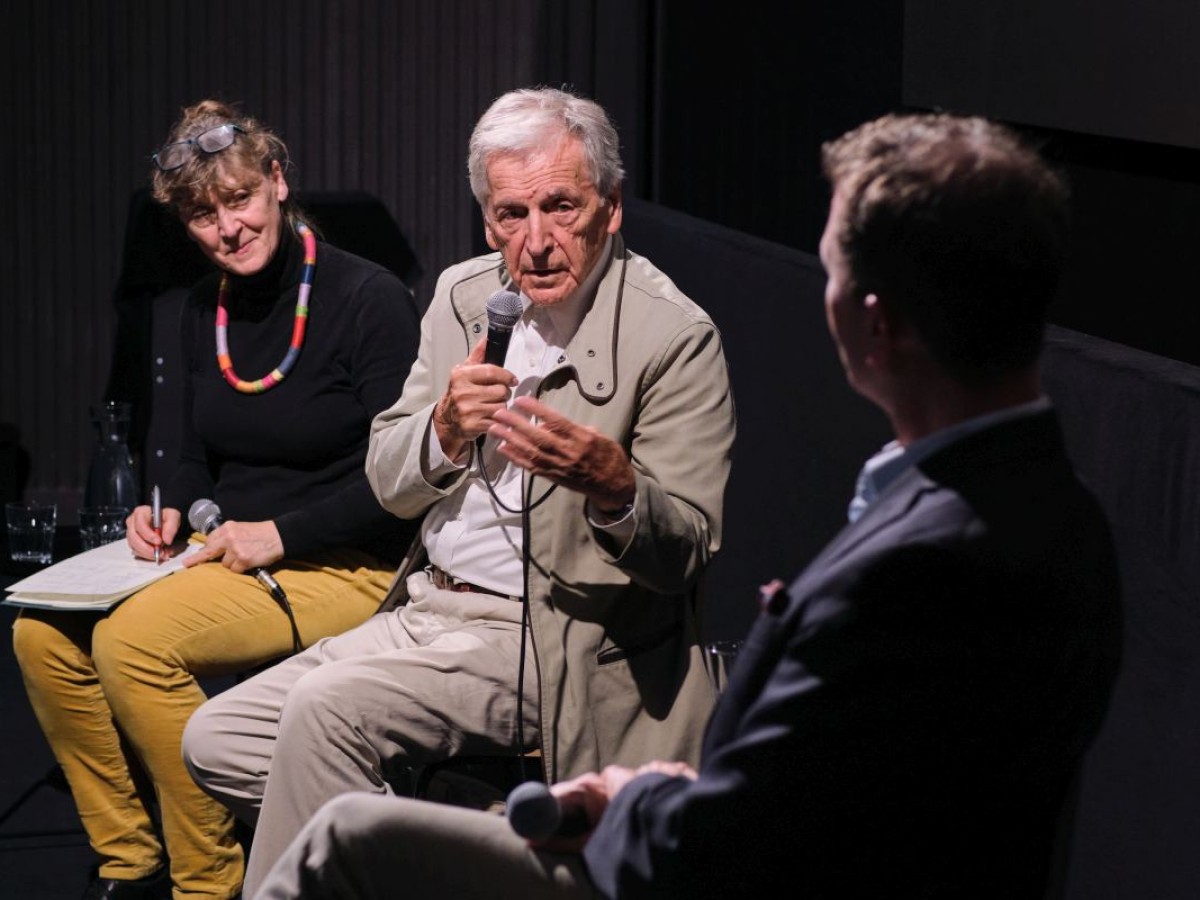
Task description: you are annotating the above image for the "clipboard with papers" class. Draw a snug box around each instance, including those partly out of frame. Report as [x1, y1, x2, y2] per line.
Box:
[3, 539, 202, 611]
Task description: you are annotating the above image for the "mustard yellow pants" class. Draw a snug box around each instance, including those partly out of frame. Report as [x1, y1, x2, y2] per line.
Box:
[11, 549, 392, 899]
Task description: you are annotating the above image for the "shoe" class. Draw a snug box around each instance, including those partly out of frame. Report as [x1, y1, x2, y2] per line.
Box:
[80, 866, 170, 900]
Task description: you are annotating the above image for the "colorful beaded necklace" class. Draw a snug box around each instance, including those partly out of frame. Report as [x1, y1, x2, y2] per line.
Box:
[215, 223, 316, 394]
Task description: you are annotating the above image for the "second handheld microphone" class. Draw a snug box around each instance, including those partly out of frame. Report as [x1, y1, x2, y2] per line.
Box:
[188, 497, 301, 653]
[506, 781, 592, 842]
[187, 498, 286, 602]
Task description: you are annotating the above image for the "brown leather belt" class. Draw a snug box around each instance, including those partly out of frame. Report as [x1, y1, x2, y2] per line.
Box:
[425, 565, 520, 601]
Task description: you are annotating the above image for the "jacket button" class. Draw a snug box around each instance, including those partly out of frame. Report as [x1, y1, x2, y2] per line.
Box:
[587, 349, 596, 357]
[473, 323, 482, 333]
[597, 382, 605, 390]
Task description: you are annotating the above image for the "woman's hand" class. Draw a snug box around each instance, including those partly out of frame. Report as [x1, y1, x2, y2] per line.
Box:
[182, 520, 284, 573]
[126, 505, 182, 561]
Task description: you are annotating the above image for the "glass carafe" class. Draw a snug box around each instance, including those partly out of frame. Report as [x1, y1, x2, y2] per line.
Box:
[85, 400, 139, 513]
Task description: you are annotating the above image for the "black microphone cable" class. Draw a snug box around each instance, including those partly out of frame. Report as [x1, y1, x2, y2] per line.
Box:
[515, 468, 542, 782]
[267, 580, 303, 657]
[469, 393, 555, 780]
[468, 428, 552, 782]
[473, 434, 556, 517]
[469, 440, 549, 781]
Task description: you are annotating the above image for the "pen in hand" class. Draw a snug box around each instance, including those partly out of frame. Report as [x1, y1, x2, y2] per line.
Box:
[151, 485, 163, 564]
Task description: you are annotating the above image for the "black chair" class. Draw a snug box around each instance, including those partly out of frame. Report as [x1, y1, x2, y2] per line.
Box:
[0, 421, 30, 507]
[411, 752, 543, 808]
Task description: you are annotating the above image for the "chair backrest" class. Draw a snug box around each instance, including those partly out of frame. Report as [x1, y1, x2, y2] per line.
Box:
[104, 188, 210, 493]
[0, 421, 29, 504]
[142, 286, 191, 497]
[1040, 325, 1200, 899]
[299, 190, 422, 288]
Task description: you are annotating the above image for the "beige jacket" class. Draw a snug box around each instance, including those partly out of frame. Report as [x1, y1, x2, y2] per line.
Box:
[365, 235, 735, 781]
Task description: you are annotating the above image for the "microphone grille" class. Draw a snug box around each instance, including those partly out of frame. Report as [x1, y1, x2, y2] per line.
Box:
[505, 780, 561, 841]
[188, 498, 221, 534]
[486, 290, 523, 329]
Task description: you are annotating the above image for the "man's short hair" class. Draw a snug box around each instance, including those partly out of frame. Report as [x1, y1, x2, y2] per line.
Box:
[822, 113, 1070, 381]
[467, 86, 625, 207]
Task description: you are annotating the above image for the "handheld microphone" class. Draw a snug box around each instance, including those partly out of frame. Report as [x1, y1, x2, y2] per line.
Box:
[484, 289, 523, 367]
[188, 498, 302, 654]
[187, 498, 285, 601]
[506, 781, 591, 841]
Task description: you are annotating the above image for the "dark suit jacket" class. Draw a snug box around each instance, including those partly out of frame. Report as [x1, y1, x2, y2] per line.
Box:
[584, 410, 1122, 898]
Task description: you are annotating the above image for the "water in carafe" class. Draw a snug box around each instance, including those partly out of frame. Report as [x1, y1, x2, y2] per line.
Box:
[85, 400, 139, 512]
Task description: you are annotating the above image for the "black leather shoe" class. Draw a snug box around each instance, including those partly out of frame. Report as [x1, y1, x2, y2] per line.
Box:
[80, 866, 170, 900]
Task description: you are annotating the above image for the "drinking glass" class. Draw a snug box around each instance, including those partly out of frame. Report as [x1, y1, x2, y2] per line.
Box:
[5, 501, 57, 564]
[706, 639, 744, 695]
[79, 505, 129, 551]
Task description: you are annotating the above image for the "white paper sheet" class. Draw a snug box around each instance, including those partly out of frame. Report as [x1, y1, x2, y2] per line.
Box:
[4, 539, 202, 610]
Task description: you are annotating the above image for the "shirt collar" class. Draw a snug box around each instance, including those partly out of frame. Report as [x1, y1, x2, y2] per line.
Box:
[848, 395, 1052, 522]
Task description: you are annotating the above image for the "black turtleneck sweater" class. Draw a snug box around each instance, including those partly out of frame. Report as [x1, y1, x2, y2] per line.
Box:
[164, 231, 420, 565]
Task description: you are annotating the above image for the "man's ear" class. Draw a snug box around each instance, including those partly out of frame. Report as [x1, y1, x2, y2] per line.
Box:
[483, 216, 499, 251]
[605, 185, 623, 235]
[865, 292, 923, 368]
[862, 293, 893, 369]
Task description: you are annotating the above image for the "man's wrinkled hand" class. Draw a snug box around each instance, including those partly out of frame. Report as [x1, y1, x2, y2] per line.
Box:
[434, 338, 518, 460]
[489, 396, 635, 511]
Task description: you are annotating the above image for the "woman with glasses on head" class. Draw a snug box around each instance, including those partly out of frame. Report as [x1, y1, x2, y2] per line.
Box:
[12, 99, 420, 900]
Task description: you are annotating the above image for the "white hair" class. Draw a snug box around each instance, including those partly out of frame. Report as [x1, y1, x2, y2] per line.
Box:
[467, 87, 625, 205]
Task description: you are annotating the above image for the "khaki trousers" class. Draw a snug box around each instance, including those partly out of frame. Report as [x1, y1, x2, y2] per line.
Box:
[183, 572, 541, 899]
[255, 793, 596, 900]
[11, 549, 390, 899]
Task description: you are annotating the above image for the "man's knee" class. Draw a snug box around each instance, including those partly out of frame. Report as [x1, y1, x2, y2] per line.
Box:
[310, 794, 410, 850]
[319, 793, 379, 831]
[275, 664, 372, 741]
[181, 697, 233, 791]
